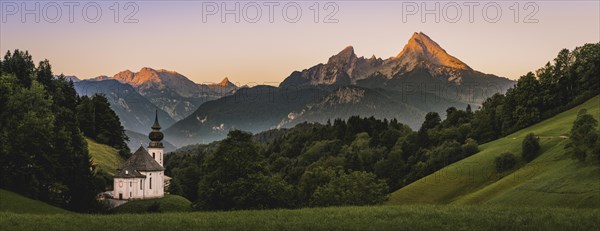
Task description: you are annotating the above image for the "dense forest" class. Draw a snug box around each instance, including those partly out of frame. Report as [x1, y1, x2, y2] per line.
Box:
[0, 50, 129, 212]
[166, 42, 600, 211]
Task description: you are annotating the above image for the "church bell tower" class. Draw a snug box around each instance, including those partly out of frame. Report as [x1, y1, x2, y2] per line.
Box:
[147, 110, 164, 166]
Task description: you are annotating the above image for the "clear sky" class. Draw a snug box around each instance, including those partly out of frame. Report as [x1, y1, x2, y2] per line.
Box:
[1, 1, 598, 85]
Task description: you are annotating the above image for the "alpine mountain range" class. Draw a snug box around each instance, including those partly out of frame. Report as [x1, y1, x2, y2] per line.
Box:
[70, 32, 515, 148]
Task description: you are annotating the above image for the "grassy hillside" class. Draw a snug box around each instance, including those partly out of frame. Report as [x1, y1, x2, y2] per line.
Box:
[86, 138, 123, 175]
[111, 195, 192, 214]
[388, 95, 600, 207]
[0, 189, 70, 214]
[1, 205, 598, 231]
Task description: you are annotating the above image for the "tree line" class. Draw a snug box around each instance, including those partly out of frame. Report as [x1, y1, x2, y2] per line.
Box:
[0, 50, 129, 212]
[471, 43, 599, 142]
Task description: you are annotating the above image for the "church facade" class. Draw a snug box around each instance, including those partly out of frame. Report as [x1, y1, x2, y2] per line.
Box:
[113, 112, 167, 200]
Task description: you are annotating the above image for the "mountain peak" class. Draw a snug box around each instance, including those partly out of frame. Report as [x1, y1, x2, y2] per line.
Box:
[140, 67, 156, 72]
[395, 32, 471, 70]
[207, 77, 236, 88]
[218, 77, 232, 87]
[339, 45, 354, 54]
[328, 45, 357, 66]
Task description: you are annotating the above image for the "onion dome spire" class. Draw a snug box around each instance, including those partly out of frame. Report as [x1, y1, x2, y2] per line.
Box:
[148, 110, 164, 148]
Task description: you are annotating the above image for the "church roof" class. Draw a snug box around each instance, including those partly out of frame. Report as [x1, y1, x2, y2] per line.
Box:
[114, 168, 145, 178]
[114, 146, 164, 178]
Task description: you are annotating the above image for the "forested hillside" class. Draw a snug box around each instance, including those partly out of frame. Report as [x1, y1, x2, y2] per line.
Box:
[0, 50, 130, 212]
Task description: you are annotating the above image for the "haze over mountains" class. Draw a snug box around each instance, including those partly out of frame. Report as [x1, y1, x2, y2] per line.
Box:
[71, 67, 238, 149]
[70, 32, 515, 148]
[163, 32, 515, 147]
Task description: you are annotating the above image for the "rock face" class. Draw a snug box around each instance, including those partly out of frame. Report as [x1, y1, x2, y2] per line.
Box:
[280, 32, 513, 91]
[113, 67, 201, 98]
[107, 67, 238, 120]
[279, 46, 383, 87]
[394, 32, 471, 71]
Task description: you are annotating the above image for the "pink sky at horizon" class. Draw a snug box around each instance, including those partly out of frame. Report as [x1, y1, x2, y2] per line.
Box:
[1, 1, 598, 85]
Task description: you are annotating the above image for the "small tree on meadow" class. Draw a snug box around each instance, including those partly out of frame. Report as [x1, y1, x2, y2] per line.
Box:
[522, 133, 540, 162]
[566, 109, 599, 162]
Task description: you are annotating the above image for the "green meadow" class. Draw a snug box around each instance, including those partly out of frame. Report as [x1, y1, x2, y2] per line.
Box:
[388, 95, 600, 208]
[87, 138, 123, 175]
[1, 204, 598, 231]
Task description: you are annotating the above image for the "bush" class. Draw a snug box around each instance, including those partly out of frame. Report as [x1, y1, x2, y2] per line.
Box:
[522, 133, 540, 162]
[462, 138, 479, 156]
[495, 152, 517, 172]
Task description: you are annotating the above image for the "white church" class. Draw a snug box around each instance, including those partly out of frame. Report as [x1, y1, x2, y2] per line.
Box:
[113, 112, 169, 200]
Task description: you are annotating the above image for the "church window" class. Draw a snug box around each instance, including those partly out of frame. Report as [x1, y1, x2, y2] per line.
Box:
[153, 152, 155, 159]
[140, 180, 143, 190]
[150, 177, 152, 189]
[130, 181, 132, 187]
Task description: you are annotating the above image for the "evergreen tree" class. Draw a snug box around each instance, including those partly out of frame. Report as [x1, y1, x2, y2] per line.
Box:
[1, 50, 35, 87]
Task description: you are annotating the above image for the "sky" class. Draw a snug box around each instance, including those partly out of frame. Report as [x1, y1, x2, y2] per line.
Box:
[1, 1, 598, 85]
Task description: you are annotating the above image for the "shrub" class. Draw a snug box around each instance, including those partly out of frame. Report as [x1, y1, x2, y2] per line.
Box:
[462, 138, 479, 156]
[495, 152, 517, 172]
[522, 133, 540, 162]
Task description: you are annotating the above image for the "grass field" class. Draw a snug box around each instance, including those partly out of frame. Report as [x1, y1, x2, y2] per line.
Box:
[0, 189, 70, 214]
[111, 195, 192, 214]
[86, 138, 123, 175]
[1, 204, 599, 231]
[388, 95, 600, 207]
[1, 188, 597, 230]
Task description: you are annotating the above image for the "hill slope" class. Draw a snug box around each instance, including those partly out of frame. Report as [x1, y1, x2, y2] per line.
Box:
[0, 189, 70, 214]
[388, 95, 600, 207]
[86, 138, 123, 175]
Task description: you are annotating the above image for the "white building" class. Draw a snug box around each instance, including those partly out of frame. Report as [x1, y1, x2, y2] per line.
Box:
[113, 111, 167, 200]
